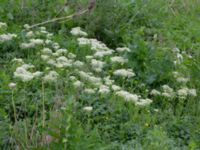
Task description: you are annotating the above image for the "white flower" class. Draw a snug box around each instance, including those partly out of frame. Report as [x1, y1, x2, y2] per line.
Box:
[14, 67, 34, 82]
[68, 53, 76, 59]
[177, 88, 197, 98]
[73, 80, 83, 88]
[91, 59, 105, 72]
[12, 58, 24, 64]
[172, 48, 180, 53]
[55, 56, 72, 68]
[21, 64, 34, 69]
[8, 83, 17, 89]
[26, 31, 34, 38]
[84, 88, 96, 94]
[86, 55, 93, 61]
[0, 33, 17, 42]
[104, 76, 114, 86]
[150, 89, 161, 96]
[47, 59, 56, 65]
[30, 39, 44, 45]
[116, 47, 131, 53]
[116, 90, 139, 103]
[79, 71, 102, 87]
[162, 85, 174, 93]
[83, 106, 93, 112]
[99, 85, 110, 94]
[69, 76, 77, 81]
[43, 71, 59, 82]
[162, 92, 173, 98]
[47, 33, 53, 39]
[20, 42, 35, 49]
[41, 55, 50, 61]
[45, 39, 53, 45]
[176, 77, 189, 84]
[111, 85, 121, 91]
[113, 69, 135, 78]
[54, 49, 68, 56]
[78, 37, 110, 52]
[110, 56, 128, 64]
[177, 88, 189, 98]
[40, 26, 46, 31]
[176, 53, 183, 64]
[77, 37, 91, 45]
[24, 24, 30, 30]
[41, 48, 53, 55]
[188, 89, 197, 97]
[13, 64, 42, 82]
[70, 27, 88, 37]
[135, 98, 153, 106]
[161, 85, 174, 98]
[188, 55, 193, 59]
[32, 71, 43, 78]
[0, 22, 7, 29]
[90, 39, 109, 51]
[94, 50, 114, 58]
[52, 42, 60, 50]
[74, 60, 84, 68]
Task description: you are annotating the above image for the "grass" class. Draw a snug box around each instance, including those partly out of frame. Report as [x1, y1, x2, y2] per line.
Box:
[0, 0, 200, 149]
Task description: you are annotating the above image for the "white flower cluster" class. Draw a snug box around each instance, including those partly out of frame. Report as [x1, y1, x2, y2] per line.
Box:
[0, 33, 17, 42]
[43, 71, 59, 82]
[150, 89, 161, 96]
[73, 60, 84, 68]
[21, 38, 44, 49]
[98, 85, 110, 94]
[116, 47, 131, 53]
[173, 72, 190, 84]
[172, 48, 183, 65]
[0, 22, 7, 29]
[115, 90, 152, 106]
[177, 88, 197, 98]
[39, 47, 75, 69]
[79, 71, 102, 87]
[161, 85, 175, 98]
[77, 37, 115, 59]
[83, 106, 93, 112]
[103, 76, 114, 86]
[135, 98, 153, 106]
[113, 69, 135, 78]
[73, 80, 83, 88]
[116, 90, 139, 102]
[84, 88, 96, 94]
[70, 27, 88, 37]
[91, 59, 105, 72]
[110, 56, 128, 64]
[150, 83, 197, 99]
[8, 82, 17, 89]
[55, 56, 73, 68]
[12, 58, 24, 64]
[14, 64, 43, 82]
[10, 26, 153, 108]
[78, 38, 109, 51]
[71, 27, 152, 106]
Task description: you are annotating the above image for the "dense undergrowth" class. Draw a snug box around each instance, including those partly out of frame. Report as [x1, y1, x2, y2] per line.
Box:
[0, 0, 200, 149]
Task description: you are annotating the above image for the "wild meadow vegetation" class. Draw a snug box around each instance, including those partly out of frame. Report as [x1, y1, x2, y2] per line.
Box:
[0, 0, 200, 149]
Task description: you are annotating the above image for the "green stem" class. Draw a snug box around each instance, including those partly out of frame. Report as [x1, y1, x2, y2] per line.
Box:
[11, 90, 17, 123]
[42, 81, 45, 128]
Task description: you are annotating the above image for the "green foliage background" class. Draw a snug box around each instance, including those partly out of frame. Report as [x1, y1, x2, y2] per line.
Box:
[0, 0, 200, 149]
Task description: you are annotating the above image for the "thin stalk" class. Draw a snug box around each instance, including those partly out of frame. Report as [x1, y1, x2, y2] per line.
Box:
[24, 102, 28, 148]
[42, 81, 45, 128]
[11, 90, 17, 123]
